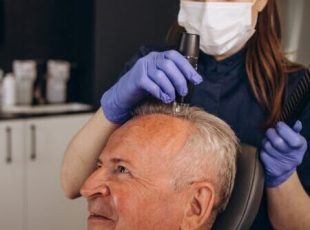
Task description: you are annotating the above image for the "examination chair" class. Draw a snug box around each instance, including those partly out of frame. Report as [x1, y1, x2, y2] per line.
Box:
[212, 144, 265, 230]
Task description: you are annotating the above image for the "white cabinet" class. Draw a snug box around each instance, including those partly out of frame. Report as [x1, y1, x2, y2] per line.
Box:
[0, 120, 25, 230]
[0, 114, 92, 230]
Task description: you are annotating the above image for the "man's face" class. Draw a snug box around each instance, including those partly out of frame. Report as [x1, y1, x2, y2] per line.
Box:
[81, 114, 192, 230]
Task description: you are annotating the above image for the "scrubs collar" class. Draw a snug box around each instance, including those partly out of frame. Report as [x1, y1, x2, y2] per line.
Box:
[199, 48, 247, 77]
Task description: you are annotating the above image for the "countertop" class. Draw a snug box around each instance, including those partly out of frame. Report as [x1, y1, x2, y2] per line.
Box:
[0, 103, 96, 121]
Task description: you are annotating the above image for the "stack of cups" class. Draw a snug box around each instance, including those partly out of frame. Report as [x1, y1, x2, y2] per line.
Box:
[46, 60, 70, 104]
[13, 60, 37, 105]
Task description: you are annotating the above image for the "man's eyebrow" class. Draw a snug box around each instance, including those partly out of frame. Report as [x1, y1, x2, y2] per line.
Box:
[97, 156, 133, 166]
[110, 157, 134, 166]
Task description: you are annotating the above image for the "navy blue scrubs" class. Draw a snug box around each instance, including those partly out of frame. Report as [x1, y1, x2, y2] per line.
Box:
[119, 46, 310, 229]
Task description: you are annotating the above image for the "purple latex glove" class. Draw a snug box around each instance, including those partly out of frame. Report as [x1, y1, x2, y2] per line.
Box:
[101, 50, 203, 124]
[261, 121, 308, 188]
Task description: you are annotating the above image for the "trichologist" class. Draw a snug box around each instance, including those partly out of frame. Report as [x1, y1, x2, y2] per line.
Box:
[61, 0, 310, 229]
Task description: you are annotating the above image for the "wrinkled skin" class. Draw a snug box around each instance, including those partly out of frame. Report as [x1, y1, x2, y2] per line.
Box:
[80, 114, 194, 230]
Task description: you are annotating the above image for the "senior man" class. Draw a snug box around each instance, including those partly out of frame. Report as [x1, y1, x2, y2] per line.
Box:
[80, 102, 238, 230]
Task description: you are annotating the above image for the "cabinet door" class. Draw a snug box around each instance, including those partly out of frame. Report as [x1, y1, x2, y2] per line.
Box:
[25, 114, 92, 230]
[0, 120, 25, 230]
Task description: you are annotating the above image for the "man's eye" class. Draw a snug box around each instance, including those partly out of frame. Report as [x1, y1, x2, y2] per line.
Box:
[116, 165, 129, 174]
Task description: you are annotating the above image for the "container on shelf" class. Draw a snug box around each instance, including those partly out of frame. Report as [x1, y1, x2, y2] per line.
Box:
[46, 60, 70, 104]
[2, 73, 17, 107]
[0, 69, 4, 112]
[13, 60, 37, 105]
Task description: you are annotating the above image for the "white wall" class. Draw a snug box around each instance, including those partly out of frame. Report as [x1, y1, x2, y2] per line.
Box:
[278, 0, 310, 65]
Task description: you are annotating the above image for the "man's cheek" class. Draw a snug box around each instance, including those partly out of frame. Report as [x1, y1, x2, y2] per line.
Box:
[114, 191, 140, 213]
[113, 191, 145, 226]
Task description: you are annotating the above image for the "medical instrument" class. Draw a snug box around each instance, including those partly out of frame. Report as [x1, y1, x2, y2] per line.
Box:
[280, 68, 310, 126]
[173, 32, 200, 114]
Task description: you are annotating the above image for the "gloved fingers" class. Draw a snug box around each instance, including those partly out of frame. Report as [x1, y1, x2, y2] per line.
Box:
[148, 69, 176, 101]
[260, 150, 279, 176]
[265, 128, 291, 152]
[140, 76, 172, 104]
[276, 121, 304, 148]
[261, 121, 307, 188]
[262, 139, 284, 159]
[293, 120, 303, 133]
[155, 55, 188, 97]
[163, 50, 203, 84]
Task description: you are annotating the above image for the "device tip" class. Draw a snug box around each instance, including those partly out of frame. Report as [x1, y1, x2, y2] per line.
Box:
[172, 102, 190, 115]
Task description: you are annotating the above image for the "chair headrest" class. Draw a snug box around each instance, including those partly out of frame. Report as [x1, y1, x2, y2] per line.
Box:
[212, 144, 264, 230]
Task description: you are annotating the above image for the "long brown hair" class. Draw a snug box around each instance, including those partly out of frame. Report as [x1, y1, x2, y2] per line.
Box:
[167, 0, 304, 128]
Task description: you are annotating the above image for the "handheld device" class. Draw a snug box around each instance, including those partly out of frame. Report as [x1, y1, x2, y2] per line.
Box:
[173, 32, 200, 114]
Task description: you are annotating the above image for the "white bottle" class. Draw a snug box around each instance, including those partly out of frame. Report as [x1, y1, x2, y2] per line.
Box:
[2, 73, 17, 106]
[0, 69, 4, 111]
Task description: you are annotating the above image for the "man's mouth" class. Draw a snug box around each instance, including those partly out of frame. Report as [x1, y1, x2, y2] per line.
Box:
[88, 212, 113, 222]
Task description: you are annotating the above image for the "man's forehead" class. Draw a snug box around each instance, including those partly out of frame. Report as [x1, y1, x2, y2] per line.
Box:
[102, 114, 192, 161]
[125, 114, 190, 136]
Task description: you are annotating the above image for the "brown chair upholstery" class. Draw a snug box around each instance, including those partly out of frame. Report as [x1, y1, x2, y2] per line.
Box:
[212, 144, 264, 230]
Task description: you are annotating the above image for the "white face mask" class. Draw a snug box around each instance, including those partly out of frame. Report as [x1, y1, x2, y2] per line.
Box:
[178, 1, 256, 57]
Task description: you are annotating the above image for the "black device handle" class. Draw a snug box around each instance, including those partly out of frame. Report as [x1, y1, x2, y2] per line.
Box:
[280, 69, 310, 126]
[176, 32, 200, 104]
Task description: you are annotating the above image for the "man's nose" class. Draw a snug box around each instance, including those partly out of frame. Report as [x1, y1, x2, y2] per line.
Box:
[80, 169, 111, 198]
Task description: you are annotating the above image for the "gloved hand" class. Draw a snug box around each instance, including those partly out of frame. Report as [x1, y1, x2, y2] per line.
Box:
[261, 121, 308, 188]
[101, 50, 203, 124]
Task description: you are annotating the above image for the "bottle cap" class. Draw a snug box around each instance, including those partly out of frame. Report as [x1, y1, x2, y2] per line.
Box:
[178, 32, 200, 58]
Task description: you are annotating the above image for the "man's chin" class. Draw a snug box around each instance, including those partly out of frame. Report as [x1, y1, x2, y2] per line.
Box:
[88, 215, 115, 230]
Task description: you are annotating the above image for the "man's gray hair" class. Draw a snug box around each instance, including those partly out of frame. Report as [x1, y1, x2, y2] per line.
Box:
[134, 102, 238, 225]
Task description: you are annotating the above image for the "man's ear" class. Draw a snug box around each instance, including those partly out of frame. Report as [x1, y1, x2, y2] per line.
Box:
[181, 182, 215, 229]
